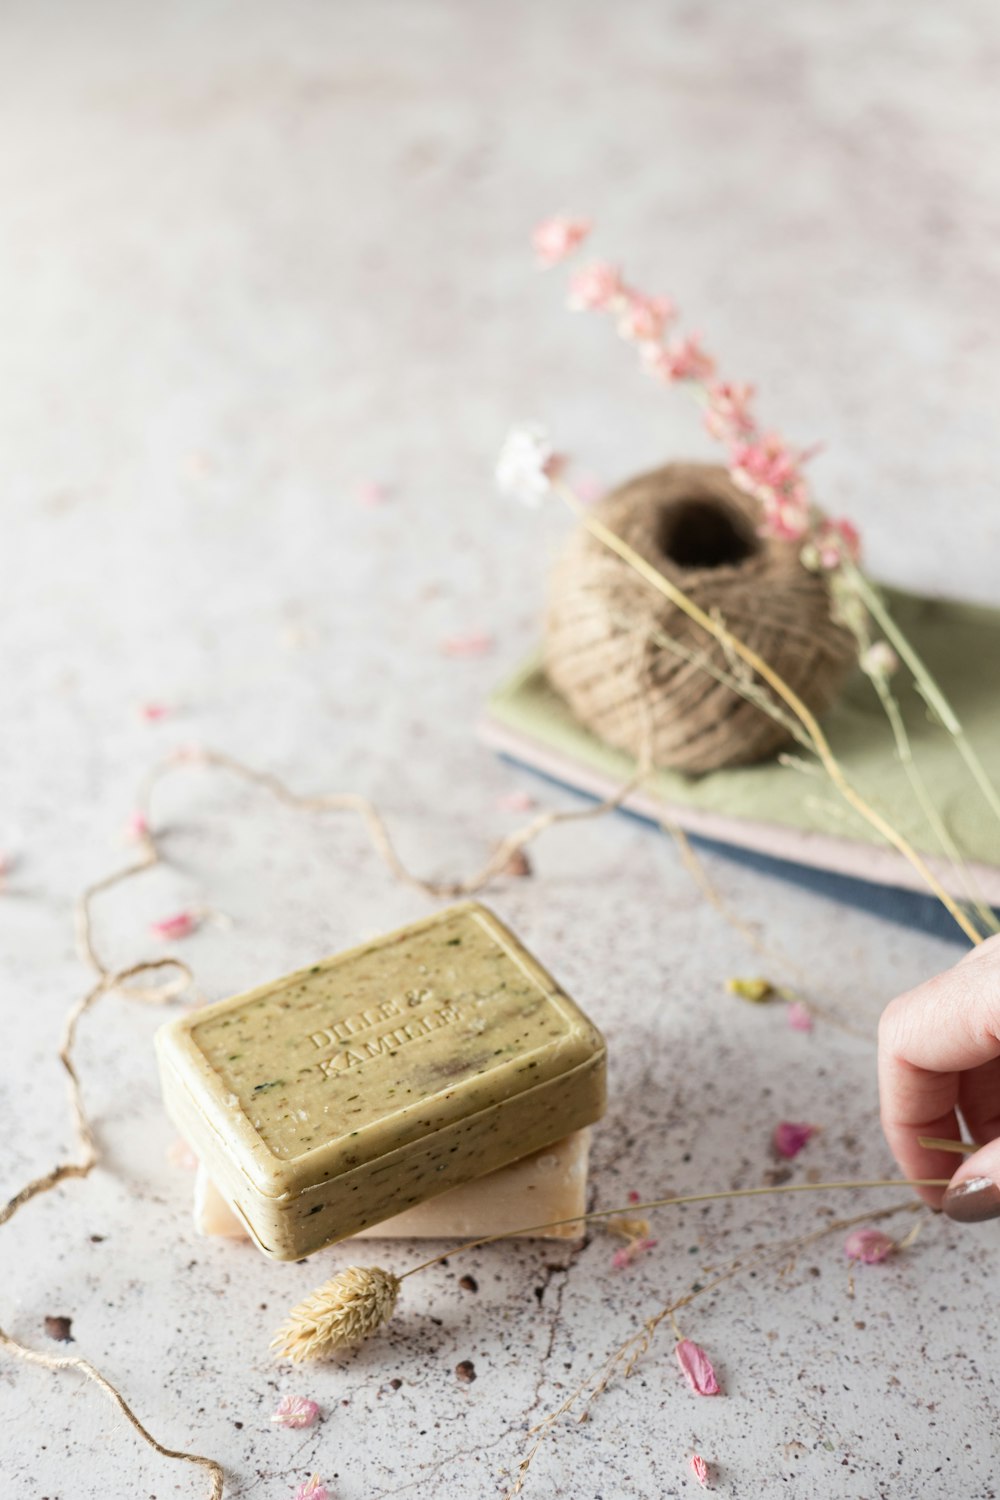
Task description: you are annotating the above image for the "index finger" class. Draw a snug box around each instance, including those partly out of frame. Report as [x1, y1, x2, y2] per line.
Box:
[877, 942, 1000, 1205]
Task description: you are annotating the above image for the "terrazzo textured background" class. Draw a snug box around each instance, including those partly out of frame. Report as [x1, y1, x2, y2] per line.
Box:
[2, 3, 999, 1496]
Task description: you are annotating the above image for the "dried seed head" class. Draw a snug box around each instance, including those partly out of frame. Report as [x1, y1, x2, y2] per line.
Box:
[271, 1266, 400, 1362]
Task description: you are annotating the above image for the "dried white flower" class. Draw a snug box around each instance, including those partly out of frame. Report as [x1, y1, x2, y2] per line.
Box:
[495, 424, 562, 506]
[860, 641, 900, 678]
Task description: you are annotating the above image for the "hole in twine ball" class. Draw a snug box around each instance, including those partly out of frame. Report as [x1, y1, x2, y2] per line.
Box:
[544, 463, 857, 775]
[657, 497, 760, 570]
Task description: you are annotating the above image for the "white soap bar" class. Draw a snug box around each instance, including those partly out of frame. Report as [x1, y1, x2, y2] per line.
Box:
[194, 1129, 591, 1242]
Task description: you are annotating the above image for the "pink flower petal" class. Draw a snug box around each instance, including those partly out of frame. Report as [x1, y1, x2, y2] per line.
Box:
[844, 1227, 895, 1265]
[773, 1121, 818, 1159]
[690, 1453, 711, 1488]
[357, 480, 389, 507]
[272, 1394, 320, 1429]
[126, 811, 150, 842]
[617, 291, 675, 344]
[497, 790, 536, 812]
[675, 1338, 721, 1396]
[150, 910, 199, 941]
[568, 261, 623, 311]
[440, 632, 494, 659]
[293, 1478, 329, 1500]
[786, 1001, 814, 1033]
[532, 215, 591, 267]
[166, 1137, 199, 1171]
[611, 1236, 658, 1271]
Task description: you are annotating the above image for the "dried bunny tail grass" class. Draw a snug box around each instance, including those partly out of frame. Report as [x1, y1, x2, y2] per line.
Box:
[272, 1266, 401, 1362]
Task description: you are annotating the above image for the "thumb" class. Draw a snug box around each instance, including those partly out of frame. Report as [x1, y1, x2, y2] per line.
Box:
[943, 1138, 1000, 1223]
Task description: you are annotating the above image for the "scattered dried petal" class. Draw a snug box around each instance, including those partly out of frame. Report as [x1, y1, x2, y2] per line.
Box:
[844, 1227, 896, 1265]
[292, 1477, 329, 1500]
[357, 480, 389, 506]
[690, 1453, 711, 1487]
[497, 790, 536, 812]
[786, 1001, 814, 1033]
[726, 976, 775, 1004]
[150, 910, 200, 941]
[606, 1215, 651, 1242]
[272, 1266, 400, 1361]
[440, 632, 494, 659]
[272, 1394, 320, 1429]
[166, 1137, 199, 1171]
[501, 848, 532, 878]
[532, 215, 591, 266]
[627, 1189, 641, 1204]
[126, 810, 150, 842]
[138, 702, 170, 723]
[611, 1236, 657, 1271]
[674, 1338, 721, 1396]
[44, 1315, 74, 1343]
[773, 1121, 818, 1159]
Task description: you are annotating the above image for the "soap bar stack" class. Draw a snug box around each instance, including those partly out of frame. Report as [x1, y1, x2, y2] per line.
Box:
[157, 902, 606, 1258]
[194, 1128, 592, 1242]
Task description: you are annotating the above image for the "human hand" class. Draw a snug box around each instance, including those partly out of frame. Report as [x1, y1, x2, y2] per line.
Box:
[878, 932, 1000, 1221]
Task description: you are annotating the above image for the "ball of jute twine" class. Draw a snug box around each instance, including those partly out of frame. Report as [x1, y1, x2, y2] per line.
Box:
[544, 462, 857, 775]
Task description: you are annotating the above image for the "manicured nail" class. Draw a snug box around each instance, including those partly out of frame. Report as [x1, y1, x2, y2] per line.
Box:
[942, 1176, 1000, 1223]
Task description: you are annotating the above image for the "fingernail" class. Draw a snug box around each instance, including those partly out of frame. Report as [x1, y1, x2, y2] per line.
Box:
[942, 1176, 1000, 1223]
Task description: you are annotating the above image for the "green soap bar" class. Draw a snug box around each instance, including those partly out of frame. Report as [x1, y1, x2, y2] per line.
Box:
[155, 902, 606, 1259]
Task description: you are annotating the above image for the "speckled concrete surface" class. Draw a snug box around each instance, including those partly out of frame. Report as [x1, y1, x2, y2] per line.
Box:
[1, 3, 999, 1497]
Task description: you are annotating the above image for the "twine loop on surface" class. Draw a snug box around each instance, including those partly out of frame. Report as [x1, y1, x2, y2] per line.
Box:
[545, 463, 857, 774]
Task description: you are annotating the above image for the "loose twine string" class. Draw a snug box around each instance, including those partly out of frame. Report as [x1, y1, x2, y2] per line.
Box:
[3, 494, 982, 1491]
[2, 742, 955, 1496]
[0, 746, 650, 1497]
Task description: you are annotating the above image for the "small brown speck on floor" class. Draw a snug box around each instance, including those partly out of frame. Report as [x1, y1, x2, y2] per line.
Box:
[389, 1378, 402, 1391]
[455, 1359, 477, 1383]
[44, 1315, 73, 1342]
[459, 1275, 478, 1292]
